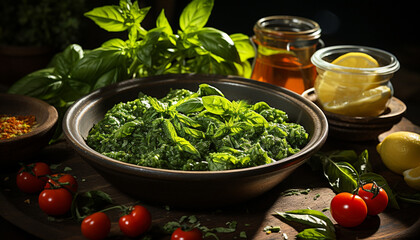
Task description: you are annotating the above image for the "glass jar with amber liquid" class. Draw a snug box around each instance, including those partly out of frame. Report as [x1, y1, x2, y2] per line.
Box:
[251, 16, 323, 94]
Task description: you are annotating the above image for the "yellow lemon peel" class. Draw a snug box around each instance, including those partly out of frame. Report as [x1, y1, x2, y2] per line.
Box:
[377, 131, 420, 175]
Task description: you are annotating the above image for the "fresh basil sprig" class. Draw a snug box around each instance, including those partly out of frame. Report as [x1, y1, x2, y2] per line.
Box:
[83, 0, 252, 77]
[309, 150, 399, 209]
[8, 0, 255, 141]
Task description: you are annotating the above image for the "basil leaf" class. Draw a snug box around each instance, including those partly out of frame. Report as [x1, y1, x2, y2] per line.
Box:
[213, 123, 229, 139]
[360, 172, 400, 209]
[130, 2, 150, 26]
[59, 79, 91, 102]
[49, 44, 84, 76]
[175, 97, 203, 114]
[323, 160, 359, 193]
[175, 113, 201, 128]
[352, 149, 372, 174]
[212, 220, 237, 233]
[163, 119, 178, 141]
[202, 95, 232, 115]
[197, 84, 224, 97]
[249, 143, 274, 165]
[101, 38, 128, 49]
[92, 68, 121, 91]
[234, 60, 253, 79]
[8, 68, 62, 100]
[179, 0, 214, 32]
[230, 33, 255, 62]
[297, 228, 336, 240]
[253, 102, 271, 112]
[192, 54, 238, 76]
[71, 48, 128, 86]
[156, 9, 173, 35]
[147, 96, 166, 113]
[84, 5, 128, 32]
[196, 27, 241, 63]
[275, 209, 335, 232]
[136, 28, 164, 69]
[396, 192, 420, 204]
[229, 121, 253, 135]
[208, 152, 240, 170]
[243, 111, 269, 128]
[183, 127, 206, 139]
[274, 209, 335, 239]
[326, 150, 358, 162]
[175, 136, 200, 157]
[114, 120, 140, 138]
[71, 190, 113, 221]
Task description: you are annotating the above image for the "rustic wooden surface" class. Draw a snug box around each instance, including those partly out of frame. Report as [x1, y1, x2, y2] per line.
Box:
[1, 117, 420, 240]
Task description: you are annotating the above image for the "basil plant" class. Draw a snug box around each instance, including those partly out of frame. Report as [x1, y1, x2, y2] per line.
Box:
[8, 0, 255, 121]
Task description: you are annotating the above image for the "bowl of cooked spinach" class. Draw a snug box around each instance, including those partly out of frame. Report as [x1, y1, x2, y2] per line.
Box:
[63, 74, 328, 207]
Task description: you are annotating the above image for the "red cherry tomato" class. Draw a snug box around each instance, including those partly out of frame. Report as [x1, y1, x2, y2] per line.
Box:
[119, 205, 152, 237]
[45, 173, 78, 193]
[38, 188, 73, 216]
[358, 183, 389, 215]
[81, 212, 111, 240]
[171, 227, 203, 240]
[330, 192, 367, 228]
[16, 162, 51, 193]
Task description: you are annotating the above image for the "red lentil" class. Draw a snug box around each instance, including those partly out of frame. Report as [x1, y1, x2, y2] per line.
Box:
[0, 115, 37, 140]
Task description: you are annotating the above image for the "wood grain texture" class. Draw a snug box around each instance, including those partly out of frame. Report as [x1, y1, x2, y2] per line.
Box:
[1, 118, 419, 240]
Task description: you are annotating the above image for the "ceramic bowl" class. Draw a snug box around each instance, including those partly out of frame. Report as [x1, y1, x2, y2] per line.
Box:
[63, 74, 328, 208]
[302, 88, 406, 141]
[0, 93, 58, 167]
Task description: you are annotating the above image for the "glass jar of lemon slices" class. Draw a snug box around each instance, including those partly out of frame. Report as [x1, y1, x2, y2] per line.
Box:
[311, 45, 400, 117]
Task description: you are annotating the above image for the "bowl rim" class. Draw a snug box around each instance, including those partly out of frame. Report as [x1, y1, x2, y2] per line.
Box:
[0, 93, 58, 143]
[63, 74, 328, 179]
[311, 45, 400, 75]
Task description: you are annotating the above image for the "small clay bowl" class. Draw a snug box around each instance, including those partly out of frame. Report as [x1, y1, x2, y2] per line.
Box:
[0, 93, 58, 167]
[302, 88, 406, 141]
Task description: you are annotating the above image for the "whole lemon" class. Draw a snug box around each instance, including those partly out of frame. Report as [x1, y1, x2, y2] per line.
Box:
[377, 131, 420, 175]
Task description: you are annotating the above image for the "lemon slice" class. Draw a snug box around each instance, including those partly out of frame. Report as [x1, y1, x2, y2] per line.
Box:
[403, 165, 420, 190]
[332, 52, 379, 68]
[377, 131, 420, 175]
[315, 52, 381, 107]
[322, 85, 391, 116]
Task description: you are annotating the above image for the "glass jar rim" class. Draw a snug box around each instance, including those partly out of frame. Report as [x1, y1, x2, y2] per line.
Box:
[254, 15, 321, 40]
[311, 45, 400, 75]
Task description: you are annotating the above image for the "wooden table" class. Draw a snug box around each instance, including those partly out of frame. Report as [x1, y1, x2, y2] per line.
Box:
[1, 118, 420, 240]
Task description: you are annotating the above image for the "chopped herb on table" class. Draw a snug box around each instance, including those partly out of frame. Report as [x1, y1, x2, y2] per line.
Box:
[86, 84, 308, 171]
[280, 188, 312, 196]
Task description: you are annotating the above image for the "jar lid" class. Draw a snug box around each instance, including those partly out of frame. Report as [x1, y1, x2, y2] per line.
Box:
[254, 16, 321, 41]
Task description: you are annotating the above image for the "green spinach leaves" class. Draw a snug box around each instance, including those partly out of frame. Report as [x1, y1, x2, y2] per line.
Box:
[87, 84, 308, 171]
